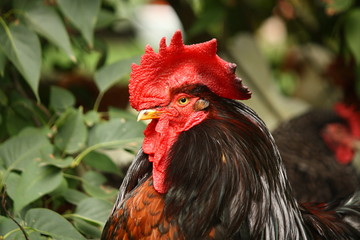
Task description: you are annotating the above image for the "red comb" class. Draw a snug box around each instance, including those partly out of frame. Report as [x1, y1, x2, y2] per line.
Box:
[129, 30, 251, 110]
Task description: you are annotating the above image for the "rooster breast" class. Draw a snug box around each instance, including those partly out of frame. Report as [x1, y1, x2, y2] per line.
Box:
[101, 177, 182, 240]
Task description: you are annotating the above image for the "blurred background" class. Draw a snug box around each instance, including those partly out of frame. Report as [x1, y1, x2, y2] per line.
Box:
[1, 0, 360, 239]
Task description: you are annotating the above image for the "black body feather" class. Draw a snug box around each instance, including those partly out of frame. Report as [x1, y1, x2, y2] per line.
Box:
[106, 85, 360, 239]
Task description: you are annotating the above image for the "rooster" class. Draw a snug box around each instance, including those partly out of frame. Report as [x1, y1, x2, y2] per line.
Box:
[273, 105, 360, 203]
[101, 31, 360, 239]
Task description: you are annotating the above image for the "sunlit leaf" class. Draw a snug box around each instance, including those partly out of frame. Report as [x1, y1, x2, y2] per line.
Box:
[21, 0, 75, 61]
[57, 0, 101, 47]
[0, 23, 41, 100]
[74, 197, 113, 226]
[54, 108, 87, 154]
[49, 86, 75, 112]
[0, 127, 52, 170]
[345, 9, 360, 66]
[25, 208, 86, 240]
[6, 161, 63, 212]
[94, 56, 140, 93]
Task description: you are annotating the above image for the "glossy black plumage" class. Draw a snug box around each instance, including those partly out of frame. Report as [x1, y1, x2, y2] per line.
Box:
[273, 109, 360, 202]
[102, 85, 360, 239]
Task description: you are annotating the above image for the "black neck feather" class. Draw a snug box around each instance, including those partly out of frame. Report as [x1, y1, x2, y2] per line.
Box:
[164, 95, 307, 239]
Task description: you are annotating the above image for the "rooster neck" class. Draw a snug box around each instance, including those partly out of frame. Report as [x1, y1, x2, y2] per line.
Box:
[142, 107, 208, 194]
[163, 98, 307, 239]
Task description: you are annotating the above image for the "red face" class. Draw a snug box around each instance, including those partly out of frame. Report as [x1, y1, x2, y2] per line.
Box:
[137, 91, 210, 193]
[128, 30, 251, 193]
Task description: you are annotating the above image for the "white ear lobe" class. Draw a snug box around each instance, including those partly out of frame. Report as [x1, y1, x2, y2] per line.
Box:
[194, 99, 209, 111]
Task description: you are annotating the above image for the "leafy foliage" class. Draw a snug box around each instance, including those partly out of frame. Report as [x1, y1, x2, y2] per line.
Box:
[1, 0, 360, 239]
[0, 0, 146, 239]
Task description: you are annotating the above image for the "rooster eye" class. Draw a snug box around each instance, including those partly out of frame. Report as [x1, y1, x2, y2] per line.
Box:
[177, 97, 190, 105]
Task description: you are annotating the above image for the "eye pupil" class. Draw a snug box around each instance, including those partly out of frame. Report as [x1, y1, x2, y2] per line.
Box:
[178, 97, 189, 105]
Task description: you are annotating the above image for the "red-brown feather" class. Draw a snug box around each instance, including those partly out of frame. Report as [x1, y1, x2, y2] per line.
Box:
[102, 177, 183, 240]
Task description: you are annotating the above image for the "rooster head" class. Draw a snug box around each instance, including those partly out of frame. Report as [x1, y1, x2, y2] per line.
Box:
[128, 31, 251, 193]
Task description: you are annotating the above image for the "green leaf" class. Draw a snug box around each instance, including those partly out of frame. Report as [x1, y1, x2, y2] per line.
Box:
[325, 0, 354, 14]
[94, 55, 140, 93]
[84, 110, 100, 127]
[49, 86, 75, 112]
[0, 89, 8, 106]
[74, 197, 113, 226]
[5, 108, 33, 136]
[0, 216, 45, 240]
[88, 118, 144, 147]
[83, 170, 106, 185]
[25, 208, 86, 240]
[83, 151, 120, 174]
[0, 216, 18, 236]
[73, 118, 144, 166]
[62, 188, 88, 205]
[57, 0, 101, 47]
[0, 50, 6, 76]
[5, 95, 47, 135]
[0, 127, 52, 170]
[21, 0, 76, 61]
[109, 107, 139, 121]
[96, 9, 118, 29]
[345, 9, 360, 66]
[41, 156, 74, 168]
[73, 218, 102, 239]
[0, 23, 41, 101]
[6, 161, 63, 212]
[54, 108, 87, 154]
[82, 171, 117, 199]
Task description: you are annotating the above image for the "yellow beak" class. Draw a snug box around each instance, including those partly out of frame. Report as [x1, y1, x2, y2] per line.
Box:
[137, 109, 163, 121]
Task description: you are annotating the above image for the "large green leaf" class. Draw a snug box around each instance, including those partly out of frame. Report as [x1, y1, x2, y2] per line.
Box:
[74, 197, 113, 226]
[73, 218, 102, 239]
[73, 118, 144, 166]
[0, 127, 52, 171]
[0, 23, 41, 100]
[54, 108, 87, 154]
[345, 9, 360, 66]
[94, 56, 140, 93]
[62, 188, 88, 205]
[88, 118, 144, 146]
[25, 208, 86, 240]
[0, 216, 46, 240]
[57, 0, 101, 47]
[83, 151, 119, 174]
[21, 0, 75, 61]
[6, 161, 63, 212]
[82, 171, 117, 199]
[49, 86, 75, 113]
[0, 216, 47, 240]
